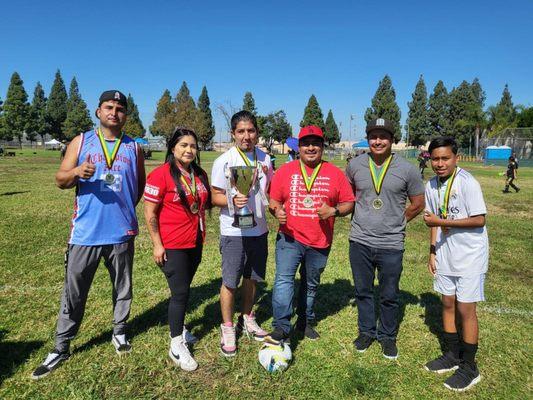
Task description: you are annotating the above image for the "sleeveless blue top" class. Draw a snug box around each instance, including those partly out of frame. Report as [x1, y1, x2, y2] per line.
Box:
[69, 129, 139, 245]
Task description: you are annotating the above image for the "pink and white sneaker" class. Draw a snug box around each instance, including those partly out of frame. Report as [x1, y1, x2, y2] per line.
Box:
[220, 323, 237, 357]
[238, 312, 268, 341]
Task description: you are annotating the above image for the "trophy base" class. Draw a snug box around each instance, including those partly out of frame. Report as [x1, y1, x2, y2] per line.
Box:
[232, 213, 257, 229]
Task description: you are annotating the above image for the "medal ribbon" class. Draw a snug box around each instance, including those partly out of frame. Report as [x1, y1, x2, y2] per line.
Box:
[438, 167, 458, 219]
[299, 161, 323, 193]
[368, 155, 393, 196]
[179, 169, 197, 198]
[235, 146, 257, 168]
[96, 127, 123, 169]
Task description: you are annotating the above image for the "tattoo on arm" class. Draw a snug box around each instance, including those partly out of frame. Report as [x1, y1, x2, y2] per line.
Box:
[149, 216, 159, 233]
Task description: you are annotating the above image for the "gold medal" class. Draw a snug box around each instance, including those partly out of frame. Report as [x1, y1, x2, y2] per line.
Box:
[190, 202, 199, 214]
[372, 198, 383, 210]
[104, 173, 116, 185]
[303, 195, 314, 208]
[368, 155, 392, 205]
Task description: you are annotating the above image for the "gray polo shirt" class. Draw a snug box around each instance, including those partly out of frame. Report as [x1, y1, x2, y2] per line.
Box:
[346, 153, 424, 250]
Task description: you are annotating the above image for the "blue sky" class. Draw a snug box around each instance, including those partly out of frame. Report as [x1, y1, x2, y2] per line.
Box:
[1, 0, 532, 141]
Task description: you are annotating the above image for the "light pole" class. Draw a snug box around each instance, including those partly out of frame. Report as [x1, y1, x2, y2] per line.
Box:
[349, 114, 355, 143]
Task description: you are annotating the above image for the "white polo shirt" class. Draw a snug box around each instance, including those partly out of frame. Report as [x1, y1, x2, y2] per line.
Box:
[425, 167, 489, 277]
[211, 146, 273, 237]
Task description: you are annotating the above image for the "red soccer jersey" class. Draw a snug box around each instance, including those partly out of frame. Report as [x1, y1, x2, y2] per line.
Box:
[144, 162, 209, 249]
[269, 160, 355, 248]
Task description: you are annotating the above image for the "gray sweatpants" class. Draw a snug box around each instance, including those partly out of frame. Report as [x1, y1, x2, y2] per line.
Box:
[54, 239, 134, 353]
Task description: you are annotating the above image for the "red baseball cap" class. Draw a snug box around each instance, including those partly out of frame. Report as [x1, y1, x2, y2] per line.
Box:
[298, 125, 324, 140]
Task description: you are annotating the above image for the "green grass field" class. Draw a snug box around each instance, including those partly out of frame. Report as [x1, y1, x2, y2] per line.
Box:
[0, 149, 531, 399]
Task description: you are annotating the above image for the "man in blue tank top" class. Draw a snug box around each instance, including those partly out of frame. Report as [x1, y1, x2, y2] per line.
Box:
[32, 90, 146, 380]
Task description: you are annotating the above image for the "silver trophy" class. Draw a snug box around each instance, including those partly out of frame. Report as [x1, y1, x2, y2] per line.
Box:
[229, 166, 258, 229]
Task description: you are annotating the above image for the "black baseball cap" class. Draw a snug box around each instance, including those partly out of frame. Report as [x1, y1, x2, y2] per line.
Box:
[366, 118, 394, 138]
[98, 90, 128, 109]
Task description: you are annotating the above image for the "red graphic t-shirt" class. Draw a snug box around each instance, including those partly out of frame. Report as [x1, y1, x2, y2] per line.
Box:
[144, 162, 209, 249]
[269, 160, 355, 248]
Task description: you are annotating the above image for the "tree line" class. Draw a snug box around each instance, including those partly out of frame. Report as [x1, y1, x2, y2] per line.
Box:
[1, 70, 531, 150]
[0, 70, 145, 146]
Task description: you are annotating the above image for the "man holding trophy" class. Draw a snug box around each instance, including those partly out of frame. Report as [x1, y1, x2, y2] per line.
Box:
[211, 111, 273, 356]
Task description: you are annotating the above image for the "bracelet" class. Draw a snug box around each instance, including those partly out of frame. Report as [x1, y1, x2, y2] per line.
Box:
[429, 244, 436, 255]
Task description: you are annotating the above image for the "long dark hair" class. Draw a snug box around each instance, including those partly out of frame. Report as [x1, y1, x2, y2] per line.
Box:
[165, 127, 212, 211]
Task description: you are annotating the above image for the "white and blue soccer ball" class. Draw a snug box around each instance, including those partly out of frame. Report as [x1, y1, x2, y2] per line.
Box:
[258, 342, 292, 372]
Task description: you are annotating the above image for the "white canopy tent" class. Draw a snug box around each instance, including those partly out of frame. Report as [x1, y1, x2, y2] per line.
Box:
[44, 139, 62, 149]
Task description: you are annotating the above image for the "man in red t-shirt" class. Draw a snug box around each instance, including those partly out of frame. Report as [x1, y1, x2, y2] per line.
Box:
[266, 126, 355, 343]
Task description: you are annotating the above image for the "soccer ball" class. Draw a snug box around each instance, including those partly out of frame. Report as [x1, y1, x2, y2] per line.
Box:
[258, 342, 292, 372]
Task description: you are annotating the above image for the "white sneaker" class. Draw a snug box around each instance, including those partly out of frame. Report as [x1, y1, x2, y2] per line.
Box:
[169, 334, 198, 371]
[112, 334, 132, 355]
[183, 326, 198, 344]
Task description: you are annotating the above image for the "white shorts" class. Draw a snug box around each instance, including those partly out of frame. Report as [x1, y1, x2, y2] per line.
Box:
[433, 273, 486, 303]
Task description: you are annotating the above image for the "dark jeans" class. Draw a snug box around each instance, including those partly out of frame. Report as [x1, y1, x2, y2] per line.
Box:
[349, 241, 404, 341]
[272, 233, 330, 334]
[161, 245, 202, 338]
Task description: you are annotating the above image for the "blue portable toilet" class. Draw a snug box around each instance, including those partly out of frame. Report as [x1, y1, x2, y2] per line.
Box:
[484, 145, 512, 163]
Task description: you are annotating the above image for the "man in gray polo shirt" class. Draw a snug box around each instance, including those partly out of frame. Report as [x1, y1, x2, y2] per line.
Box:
[346, 118, 424, 359]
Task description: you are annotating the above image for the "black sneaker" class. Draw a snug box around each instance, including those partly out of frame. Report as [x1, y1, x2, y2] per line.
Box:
[295, 320, 320, 340]
[424, 352, 460, 373]
[265, 328, 290, 345]
[112, 334, 132, 355]
[380, 339, 398, 360]
[31, 350, 70, 380]
[444, 362, 481, 391]
[353, 335, 375, 353]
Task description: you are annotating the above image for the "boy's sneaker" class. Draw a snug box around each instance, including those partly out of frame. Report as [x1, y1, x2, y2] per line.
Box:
[353, 335, 375, 353]
[380, 339, 398, 360]
[112, 334, 132, 355]
[424, 352, 460, 373]
[31, 350, 70, 380]
[220, 324, 237, 357]
[237, 313, 268, 341]
[169, 334, 198, 371]
[183, 326, 198, 345]
[264, 328, 290, 345]
[444, 361, 481, 391]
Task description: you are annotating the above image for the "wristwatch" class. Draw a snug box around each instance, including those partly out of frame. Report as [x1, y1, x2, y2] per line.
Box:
[334, 206, 340, 217]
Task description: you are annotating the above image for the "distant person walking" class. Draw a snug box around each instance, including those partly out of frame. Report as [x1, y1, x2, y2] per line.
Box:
[503, 156, 520, 193]
[143, 128, 211, 371]
[32, 90, 145, 380]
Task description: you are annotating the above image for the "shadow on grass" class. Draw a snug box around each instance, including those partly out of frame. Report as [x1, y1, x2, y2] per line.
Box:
[75, 278, 222, 354]
[420, 292, 445, 352]
[340, 362, 395, 398]
[0, 329, 44, 385]
[0, 191, 30, 196]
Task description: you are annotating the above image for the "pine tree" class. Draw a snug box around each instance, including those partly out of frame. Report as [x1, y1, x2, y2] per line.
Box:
[406, 75, 429, 146]
[324, 110, 340, 147]
[63, 77, 93, 140]
[300, 95, 325, 132]
[488, 84, 516, 134]
[197, 86, 215, 149]
[2, 72, 29, 146]
[428, 80, 450, 137]
[150, 89, 175, 137]
[448, 80, 485, 148]
[175, 81, 198, 131]
[26, 82, 51, 145]
[364, 75, 402, 142]
[122, 94, 145, 138]
[242, 92, 257, 115]
[47, 70, 68, 139]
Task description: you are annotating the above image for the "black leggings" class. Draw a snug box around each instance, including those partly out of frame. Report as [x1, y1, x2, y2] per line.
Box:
[161, 244, 202, 337]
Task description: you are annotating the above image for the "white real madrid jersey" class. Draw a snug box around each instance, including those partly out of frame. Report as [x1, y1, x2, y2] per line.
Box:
[425, 167, 489, 276]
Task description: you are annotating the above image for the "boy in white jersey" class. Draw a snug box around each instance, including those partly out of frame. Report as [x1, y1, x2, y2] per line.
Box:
[423, 137, 488, 392]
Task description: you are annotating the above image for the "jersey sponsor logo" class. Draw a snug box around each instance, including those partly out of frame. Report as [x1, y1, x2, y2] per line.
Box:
[145, 184, 159, 196]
